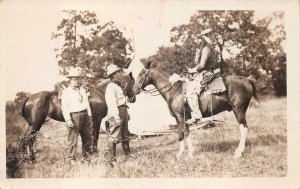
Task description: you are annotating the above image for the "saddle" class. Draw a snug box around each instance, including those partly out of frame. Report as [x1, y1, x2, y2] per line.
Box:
[201, 75, 226, 97]
[180, 71, 226, 96]
[170, 72, 226, 114]
[184, 72, 226, 110]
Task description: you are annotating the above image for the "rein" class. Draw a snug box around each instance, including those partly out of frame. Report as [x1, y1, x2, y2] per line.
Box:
[137, 68, 177, 96]
[143, 83, 176, 96]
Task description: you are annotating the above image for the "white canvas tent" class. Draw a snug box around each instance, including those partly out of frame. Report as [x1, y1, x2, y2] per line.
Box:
[100, 92, 177, 135]
[128, 92, 177, 135]
[100, 91, 219, 136]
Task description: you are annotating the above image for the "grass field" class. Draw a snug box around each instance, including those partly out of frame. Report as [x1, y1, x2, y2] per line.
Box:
[6, 97, 287, 178]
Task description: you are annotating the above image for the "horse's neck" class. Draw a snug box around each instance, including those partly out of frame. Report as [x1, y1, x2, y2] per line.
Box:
[96, 79, 110, 90]
[151, 69, 182, 101]
[89, 80, 108, 101]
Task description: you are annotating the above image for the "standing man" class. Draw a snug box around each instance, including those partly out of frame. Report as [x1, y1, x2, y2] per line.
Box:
[61, 67, 94, 161]
[186, 29, 220, 124]
[105, 64, 131, 167]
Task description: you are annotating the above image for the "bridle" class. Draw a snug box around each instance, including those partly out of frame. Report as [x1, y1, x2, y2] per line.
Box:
[120, 75, 136, 103]
[88, 74, 135, 99]
[136, 67, 177, 96]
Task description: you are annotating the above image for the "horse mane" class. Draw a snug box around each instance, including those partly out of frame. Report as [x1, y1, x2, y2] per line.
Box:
[150, 61, 184, 90]
[150, 61, 174, 77]
[95, 79, 110, 91]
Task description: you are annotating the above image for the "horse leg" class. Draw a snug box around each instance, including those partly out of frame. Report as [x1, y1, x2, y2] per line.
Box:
[186, 135, 195, 158]
[22, 102, 49, 162]
[234, 123, 248, 159]
[93, 117, 102, 153]
[23, 122, 44, 162]
[176, 118, 185, 159]
[182, 108, 195, 158]
[232, 106, 249, 159]
[176, 137, 185, 159]
[176, 123, 195, 159]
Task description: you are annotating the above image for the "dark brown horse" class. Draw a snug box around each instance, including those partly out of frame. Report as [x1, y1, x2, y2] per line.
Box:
[133, 62, 259, 159]
[22, 72, 136, 161]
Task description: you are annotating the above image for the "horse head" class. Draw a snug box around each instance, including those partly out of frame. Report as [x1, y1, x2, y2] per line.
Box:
[120, 70, 136, 103]
[133, 61, 154, 95]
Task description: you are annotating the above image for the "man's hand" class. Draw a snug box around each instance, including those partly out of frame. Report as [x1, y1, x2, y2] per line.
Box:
[88, 116, 93, 127]
[115, 117, 122, 126]
[66, 120, 74, 128]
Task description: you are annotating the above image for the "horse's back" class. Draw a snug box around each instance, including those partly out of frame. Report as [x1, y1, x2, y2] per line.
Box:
[25, 91, 56, 110]
[23, 91, 61, 124]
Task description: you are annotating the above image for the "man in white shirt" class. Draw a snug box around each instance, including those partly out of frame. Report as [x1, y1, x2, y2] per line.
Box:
[105, 64, 131, 167]
[61, 67, 94, 161]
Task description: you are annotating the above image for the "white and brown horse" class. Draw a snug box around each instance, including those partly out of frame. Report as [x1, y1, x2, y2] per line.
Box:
[133, 61, 259, 159]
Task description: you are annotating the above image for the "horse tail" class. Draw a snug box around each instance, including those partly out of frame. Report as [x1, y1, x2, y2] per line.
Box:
[248, 79, 260, 103]
[21, 97, 29, 119]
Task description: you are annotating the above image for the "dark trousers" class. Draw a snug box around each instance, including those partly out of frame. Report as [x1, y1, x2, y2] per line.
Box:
[108, 106, 131, 143]
[67, 110, 94, 158]
[108, 106, 131, 163]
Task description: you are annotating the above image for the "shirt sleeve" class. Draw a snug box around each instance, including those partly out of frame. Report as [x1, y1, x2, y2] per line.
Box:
[81, 88, 92, 117]
[105, 84, 120, 120]
[61, 89, 71, 121]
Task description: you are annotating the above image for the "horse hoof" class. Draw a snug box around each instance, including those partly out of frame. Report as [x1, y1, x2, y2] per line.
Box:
[234, 153, 242, 159]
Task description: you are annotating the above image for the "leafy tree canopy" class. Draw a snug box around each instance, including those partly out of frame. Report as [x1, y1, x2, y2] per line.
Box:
[52, 10, 134, 83]
[142, 11, 286, 96]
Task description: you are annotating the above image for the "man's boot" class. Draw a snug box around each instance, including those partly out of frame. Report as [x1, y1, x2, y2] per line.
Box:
[186, 95, 202, 124]
[108, 142, 117, 167]
[122, 141, 131, 157]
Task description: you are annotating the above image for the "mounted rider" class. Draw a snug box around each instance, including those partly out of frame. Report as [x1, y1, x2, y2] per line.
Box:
[185, 28, 220, 125]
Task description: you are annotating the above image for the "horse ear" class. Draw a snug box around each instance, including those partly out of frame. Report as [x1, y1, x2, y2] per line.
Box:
[145, 61, 152, 69]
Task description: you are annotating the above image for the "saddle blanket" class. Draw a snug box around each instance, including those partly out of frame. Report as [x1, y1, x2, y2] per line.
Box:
[202, 76, 226, 97]
[169, 73, 226, 97]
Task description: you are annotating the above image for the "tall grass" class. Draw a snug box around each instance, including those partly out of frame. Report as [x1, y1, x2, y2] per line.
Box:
[6, 97, 286, 178]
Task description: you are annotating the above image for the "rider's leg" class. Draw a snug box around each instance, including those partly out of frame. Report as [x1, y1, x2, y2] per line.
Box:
[186, 80, 202, 124]
[186, 94, 202, 123]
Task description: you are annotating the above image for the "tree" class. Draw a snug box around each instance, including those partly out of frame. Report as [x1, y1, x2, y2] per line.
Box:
[52, 10, 134, 82]
[53, 80, 70, 91]
[14, 92, 30, 107]
[144, 10, 285, 96]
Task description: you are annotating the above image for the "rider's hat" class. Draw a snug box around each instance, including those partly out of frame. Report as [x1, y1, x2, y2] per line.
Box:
[106, 64, 123, 77]
[196, 28, 213, 45]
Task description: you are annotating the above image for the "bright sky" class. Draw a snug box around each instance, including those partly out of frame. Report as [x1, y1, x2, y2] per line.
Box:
[0, 1, 197, 101]
[0, 0, 293, 133]
[0, 0, 282, 101]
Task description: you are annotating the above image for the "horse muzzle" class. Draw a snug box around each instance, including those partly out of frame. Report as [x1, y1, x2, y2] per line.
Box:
[133, 85, 141, 95]
[128, 95, 136, 103]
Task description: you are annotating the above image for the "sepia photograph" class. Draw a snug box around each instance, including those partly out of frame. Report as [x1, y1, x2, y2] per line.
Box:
[0, 0, 299, 188]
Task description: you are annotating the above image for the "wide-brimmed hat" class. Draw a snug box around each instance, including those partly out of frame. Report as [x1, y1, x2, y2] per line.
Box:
[67, 67, 84, 78]
[195, 28, 213, 45]
[106, 64, 123, 77]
